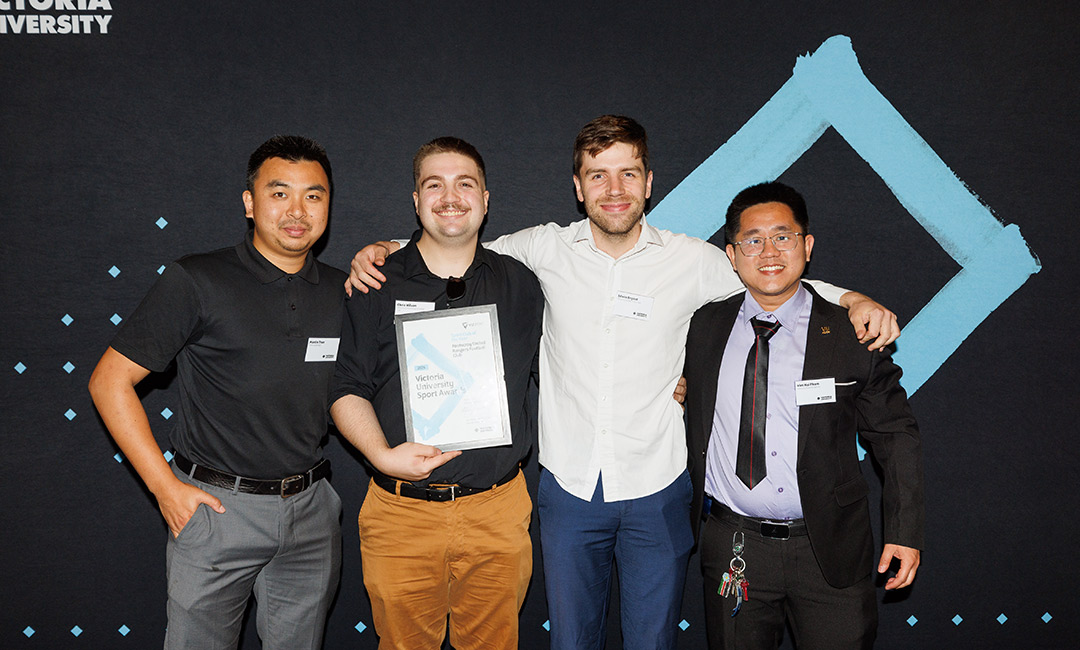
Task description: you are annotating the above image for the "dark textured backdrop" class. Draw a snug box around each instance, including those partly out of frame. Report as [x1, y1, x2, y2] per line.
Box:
[2, 2, 1077, 648]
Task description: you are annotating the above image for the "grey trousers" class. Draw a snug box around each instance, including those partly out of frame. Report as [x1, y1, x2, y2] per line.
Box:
[164, 463, 342, 650]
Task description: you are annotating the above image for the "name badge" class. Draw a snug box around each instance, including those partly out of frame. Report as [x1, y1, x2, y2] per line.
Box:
[305, 337, 340, 362]
[612, 291, 653, 321]
[795, 378, 836, 405]
[395, 300, 436, 315]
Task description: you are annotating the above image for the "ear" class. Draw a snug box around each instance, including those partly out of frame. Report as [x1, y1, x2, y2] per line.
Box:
[413, 191, 420, 215]
[725, 244, 738, 272]
[572, 174, 584, 202]
[803, 234, 815, 262]
[644, 170, 653, 200]
[483, 189, 490, 214]
[243, 190, 254, 220]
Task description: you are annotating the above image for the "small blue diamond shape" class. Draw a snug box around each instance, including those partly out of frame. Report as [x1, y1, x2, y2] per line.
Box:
[354, 621, 367, 633]
[163, 450, 174, 462]
[14, 362, 26, 374]
[119, 624, 130, 636]
[1042, 612, 1052, 623]
[62, 313, 74, 326]
[906, 615, 918, 627]
[997, 613, 1007, 624]
[109, 265, 121, 277]
[156, 217, 168, 229]
[114, 453, 124, 463]
[65, 409, 77, 421]
[161, 407, 173, 419]
[157, 265, 166, 274]
[543, 620, 550, 632]
[952, 615, 963, 626]
[23, 626, 35, 637]
[63, 362, 75, 374]
[71, 625, 83, 636]
[679, 619, 690, 631]
[110, 313, 123, 325]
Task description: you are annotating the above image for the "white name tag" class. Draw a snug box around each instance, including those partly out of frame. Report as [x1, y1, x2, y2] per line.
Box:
[795, 378, 836, 405]
[305, 337, 340, 362]
[395, 300, 436, 315]
[612, 291, 653, 321]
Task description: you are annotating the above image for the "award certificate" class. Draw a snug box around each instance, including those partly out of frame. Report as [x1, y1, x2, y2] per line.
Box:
[395, 305, 512, 451]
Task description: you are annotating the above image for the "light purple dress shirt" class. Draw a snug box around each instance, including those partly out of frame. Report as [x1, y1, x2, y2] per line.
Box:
[704, 284, 812, 520]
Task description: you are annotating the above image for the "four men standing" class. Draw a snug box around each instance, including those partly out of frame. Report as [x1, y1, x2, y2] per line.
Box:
[90, 122, 921, 649]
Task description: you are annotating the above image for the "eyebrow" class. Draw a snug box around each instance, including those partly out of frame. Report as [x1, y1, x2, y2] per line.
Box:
[419, 174, 480, 186]
[265, 179, 328, 193]
[740, 225, 795, 236]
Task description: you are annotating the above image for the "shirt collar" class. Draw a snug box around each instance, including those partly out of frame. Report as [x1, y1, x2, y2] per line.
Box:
[235, 230, 320, 285]
[562, 215, 665, 254]
[738, 282, 810, 330]
[399, 229, 493, 280]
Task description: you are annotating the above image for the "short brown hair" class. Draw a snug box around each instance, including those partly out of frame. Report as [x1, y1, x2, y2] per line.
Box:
[413, 136, 486, 186]
[573, 115, 649, 176]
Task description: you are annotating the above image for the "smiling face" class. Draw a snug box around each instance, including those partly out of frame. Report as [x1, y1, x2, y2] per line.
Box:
[413, 151, 489, 248]
[573, 141, 653, 251]
[242, 157, 330, 273]
[725, 201, 815, 311]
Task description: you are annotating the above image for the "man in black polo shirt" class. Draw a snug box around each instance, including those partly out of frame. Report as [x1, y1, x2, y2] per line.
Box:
[330, 137, 543, 650]
[89, 135, 345, 649]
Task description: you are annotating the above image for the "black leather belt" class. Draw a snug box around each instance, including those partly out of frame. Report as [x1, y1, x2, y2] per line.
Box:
[174, 454, 330, 498]
[710, 501, 808, 540]
[372, 466, 520, 502]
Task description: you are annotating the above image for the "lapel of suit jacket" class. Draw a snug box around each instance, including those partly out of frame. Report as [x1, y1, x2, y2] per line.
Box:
[699, 298, 742, 447]
[798, 283, 843, 462]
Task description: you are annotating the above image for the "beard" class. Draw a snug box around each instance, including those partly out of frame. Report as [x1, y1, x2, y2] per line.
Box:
[584, 198, 645, 237]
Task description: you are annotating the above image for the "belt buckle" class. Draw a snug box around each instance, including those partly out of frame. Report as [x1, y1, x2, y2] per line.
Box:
[427, 484, 457, 502]
[280, 474, 304, 498]
[760, 520, 790, 540]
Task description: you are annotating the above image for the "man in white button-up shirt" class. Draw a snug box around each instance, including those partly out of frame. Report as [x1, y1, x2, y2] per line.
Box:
[348, 116, 898, 650]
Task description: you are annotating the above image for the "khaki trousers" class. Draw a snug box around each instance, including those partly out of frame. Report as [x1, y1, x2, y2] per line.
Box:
[358, 472, 532, 650]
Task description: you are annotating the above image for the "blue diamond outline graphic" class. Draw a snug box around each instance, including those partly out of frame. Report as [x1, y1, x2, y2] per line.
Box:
[649, 35, 1040, 397]
[14, 362, 26, 374]
[354, 621, 367, 633]
[1042, 612, 1052, 623]
[109, 265, 121, 277]
[997, 613, 1007, 624]
[119, 624, 131, 636]
[71, 625, 83, 636]
[906, 615, 917, 627]
[23, 626, 35, 637]
[64, 361, 75, 374]
[156, 217, 168, 229]
[952, 614, 963, 626]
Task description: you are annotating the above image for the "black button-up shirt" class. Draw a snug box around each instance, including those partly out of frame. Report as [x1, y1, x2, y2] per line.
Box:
[331, 233, 543, 487]
[111, 233, 346, 478]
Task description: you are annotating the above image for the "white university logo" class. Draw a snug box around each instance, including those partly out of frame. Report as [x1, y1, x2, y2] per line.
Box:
[0, 0, 112, 35]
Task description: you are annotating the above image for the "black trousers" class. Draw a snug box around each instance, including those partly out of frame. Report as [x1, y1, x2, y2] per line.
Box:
[700, 513, 877, 650]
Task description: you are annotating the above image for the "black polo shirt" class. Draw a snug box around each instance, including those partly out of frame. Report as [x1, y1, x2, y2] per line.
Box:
[111, 233, 347, 479]
[331, 233, 543, 488]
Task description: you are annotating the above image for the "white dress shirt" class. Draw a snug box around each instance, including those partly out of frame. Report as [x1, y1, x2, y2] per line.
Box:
[490, 218, 846, 502]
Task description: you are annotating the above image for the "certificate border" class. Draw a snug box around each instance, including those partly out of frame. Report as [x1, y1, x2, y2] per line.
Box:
[394, 304, 513, 451]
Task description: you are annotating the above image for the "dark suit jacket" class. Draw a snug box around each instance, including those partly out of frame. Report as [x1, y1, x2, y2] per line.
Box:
[684, 284, 924, 588]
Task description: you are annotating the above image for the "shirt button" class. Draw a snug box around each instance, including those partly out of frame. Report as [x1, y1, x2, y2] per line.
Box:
[601, 395, 607, 402]
[777, 487, 784, 493]
[771, 451, 777, 457]
[290, 304, 297, 310]
[600, 429, 607, 435]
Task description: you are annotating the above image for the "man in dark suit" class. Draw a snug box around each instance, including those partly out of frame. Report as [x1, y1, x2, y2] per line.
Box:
[684, 182, 924, 649]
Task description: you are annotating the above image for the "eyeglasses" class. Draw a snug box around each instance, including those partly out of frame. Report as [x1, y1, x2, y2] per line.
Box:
[446, 276, 466, 302]
[731, 232, 804, 257]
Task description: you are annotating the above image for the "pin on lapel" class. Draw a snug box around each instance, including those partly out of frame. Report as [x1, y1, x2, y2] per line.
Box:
[821, 326, 831, 335]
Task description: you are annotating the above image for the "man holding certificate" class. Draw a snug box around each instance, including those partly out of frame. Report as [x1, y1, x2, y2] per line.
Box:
[329, 137, 543, 650]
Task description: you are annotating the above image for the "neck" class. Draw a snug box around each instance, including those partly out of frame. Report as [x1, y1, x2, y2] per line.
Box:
[748, 284, 801, 312]
[590, 220, 642, 259]
[416, 233, 477, 278]
[252, 240, 307, 274]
